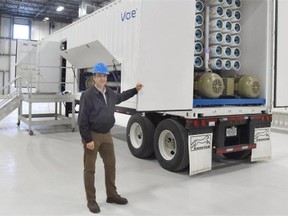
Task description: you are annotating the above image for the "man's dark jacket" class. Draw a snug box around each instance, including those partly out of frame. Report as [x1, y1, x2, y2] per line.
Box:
[78, 85, 138, 143]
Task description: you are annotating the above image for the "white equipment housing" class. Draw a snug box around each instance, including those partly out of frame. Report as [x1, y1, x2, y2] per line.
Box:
[37, 0, 288, 175]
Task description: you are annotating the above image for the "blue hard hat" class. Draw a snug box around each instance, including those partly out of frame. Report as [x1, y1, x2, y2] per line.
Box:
[92, 63, 109, 75]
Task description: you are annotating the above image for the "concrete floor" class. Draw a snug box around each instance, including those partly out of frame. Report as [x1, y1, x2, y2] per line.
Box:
[1, 107, 288, 216]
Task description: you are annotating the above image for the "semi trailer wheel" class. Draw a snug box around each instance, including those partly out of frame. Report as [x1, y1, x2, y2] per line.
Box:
[126, 114, 155, 158]
[153, 119, 189, 172]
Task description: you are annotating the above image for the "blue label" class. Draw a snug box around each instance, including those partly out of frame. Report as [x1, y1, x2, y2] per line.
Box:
[121, 9, 137, 22]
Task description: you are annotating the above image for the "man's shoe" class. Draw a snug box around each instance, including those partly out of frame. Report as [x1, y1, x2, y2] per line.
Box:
[106, 194, 128, 205]
[87, 200, 100, 213]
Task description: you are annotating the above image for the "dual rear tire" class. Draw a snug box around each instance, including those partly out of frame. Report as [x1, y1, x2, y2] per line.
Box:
[126, 114, 189, 172]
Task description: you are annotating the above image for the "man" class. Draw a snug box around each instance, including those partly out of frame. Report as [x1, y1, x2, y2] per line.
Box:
[78, 62, 143, 213]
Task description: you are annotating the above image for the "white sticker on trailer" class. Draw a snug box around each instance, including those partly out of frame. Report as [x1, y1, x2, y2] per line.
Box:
[188, 133, 212, 176]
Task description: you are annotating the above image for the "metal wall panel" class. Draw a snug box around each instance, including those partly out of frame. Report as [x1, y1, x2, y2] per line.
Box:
[0, 18, 11, 38]
[137, 0, 195, 111]
[0, 57, 9, 70]
[43, 0, 195, 111]
[0, 38, 11, 54]
[44, 0, 141, 108]
[274, 0, 288, 107]
[16, 40, 38, 86]
[39, 0, 275, 112]
[37, 41, 61, 93]
[239, 0, 274, 106]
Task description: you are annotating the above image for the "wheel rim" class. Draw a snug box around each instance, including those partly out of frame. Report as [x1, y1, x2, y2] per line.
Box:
[130, 122, 143, 149]
[158, 130, 177, 161]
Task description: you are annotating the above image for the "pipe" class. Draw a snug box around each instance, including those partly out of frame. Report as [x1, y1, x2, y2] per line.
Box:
[210, 45, 222, 58]
[223, 59, 232, 70]
[231, 60, 241, 71]
[222, 0, 233, 8]
[231, 0, 242, 10]
[209, 58, 223, 70]
[209, 6, 224, 19]
[221, 33, 232, 45]
[231, 35, 241, 46]
[231, 10, 241, 22]
[209, 32, 223, 45]
[231, 47, 241, 59]
[194, 56, 204, 69]
[230, 22, 241, 34]
[195, 14, 204, 27]
[195, 28, 204, 41]
[204, 5, 210, 71]
[209, 19, 223, 32]
[195, 42, 204, 55]
[222, 8, 232, 20]
[222, 46, 232, 58]
[222, 20, 232, 33]
[196, 0, 204, 13]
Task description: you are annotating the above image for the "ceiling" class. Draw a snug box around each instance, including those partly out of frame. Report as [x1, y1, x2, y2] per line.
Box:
[0, 0, 112, 23]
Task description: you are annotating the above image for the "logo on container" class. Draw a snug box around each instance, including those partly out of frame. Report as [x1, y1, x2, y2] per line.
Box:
[190, 134, 211, 151]
[121, 9, 137, 22]
[254, 128, 270, 142]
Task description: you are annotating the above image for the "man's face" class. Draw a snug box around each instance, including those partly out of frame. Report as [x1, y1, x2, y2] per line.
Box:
[93, 74, 107, 88]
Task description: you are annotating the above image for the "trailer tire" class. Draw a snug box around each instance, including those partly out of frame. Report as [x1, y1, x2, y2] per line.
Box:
[223, 150, 251, 160]
[126, 114, 155, 158]
[153, 119, 188, 172]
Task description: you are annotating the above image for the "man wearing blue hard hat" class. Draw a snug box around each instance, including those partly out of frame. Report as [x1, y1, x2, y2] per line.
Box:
[78, 62, 143, 213]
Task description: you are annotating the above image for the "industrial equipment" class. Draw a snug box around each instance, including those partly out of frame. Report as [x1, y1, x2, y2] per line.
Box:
[37, 0, 281, 176]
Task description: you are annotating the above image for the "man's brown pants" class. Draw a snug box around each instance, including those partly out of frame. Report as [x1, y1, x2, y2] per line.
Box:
[83, 131, 117, 201]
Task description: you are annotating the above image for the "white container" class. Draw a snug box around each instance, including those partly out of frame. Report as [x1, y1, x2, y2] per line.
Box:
[222, 8, 233, 20]
[221, 33, 232, 45]
[231, 60, 241, 71]
[222, 20, 232, 33]
[209, 58, 223, 70]
[209, 32, 223, 44]
[196, 14, 204, 27]
[231, 10, 241, 22]
[231, 35, 241, 46]
[195, 28, 204, 41]
[210, 6, 224, 19]
[230, 22, 241, 34]
[196, 0, 204, 13]
[222, 46, 232, 58]
[222, 0, 233, 8]
[223, 59, 232, 70]
[194, 56, 204, 68]
[231, 0, 242, 10]
[210, 45, 223, 57]
[39, 0, 278, 114]
[209, 19, 223, 32]
[195, 42, 204, 55]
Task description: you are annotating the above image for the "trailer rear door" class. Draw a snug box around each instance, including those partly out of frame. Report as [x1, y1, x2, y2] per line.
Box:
[274, 0, 288, 107]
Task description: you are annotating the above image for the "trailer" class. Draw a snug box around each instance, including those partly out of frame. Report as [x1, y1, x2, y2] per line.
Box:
[35, 0, 288, 175]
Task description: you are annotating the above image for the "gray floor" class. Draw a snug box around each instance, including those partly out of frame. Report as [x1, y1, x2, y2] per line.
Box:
[1, 109, 288, 216]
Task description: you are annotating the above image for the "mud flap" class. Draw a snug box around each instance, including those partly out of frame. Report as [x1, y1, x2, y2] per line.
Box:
[251, 127, 271, 161]
[188, 133, 213, 175]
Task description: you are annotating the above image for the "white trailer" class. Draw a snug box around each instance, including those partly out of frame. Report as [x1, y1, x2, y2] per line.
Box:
[38, 0, 288, 175]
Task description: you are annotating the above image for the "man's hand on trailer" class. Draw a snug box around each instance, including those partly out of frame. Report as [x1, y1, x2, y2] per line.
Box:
[136, 83, 144, 92]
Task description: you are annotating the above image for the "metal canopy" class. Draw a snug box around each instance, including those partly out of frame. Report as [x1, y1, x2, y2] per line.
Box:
[0, 0, 112, 23]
